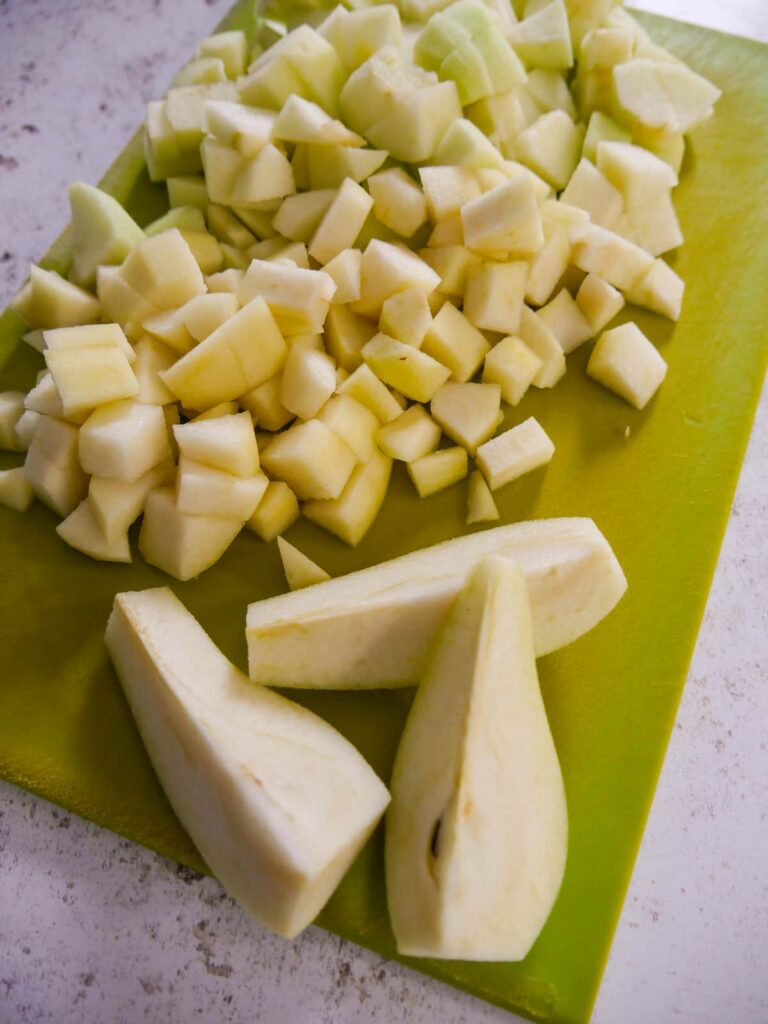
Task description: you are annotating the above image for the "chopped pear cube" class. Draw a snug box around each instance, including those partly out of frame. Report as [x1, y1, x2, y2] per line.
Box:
[176, 458, 268, 519]
[132, 336, 177, 406]
[323, 304, 374, 371]
[120, 228, 206, 310]
[323, 249, 362, 304]
[483, 336, 542, 405]
[14, 410, 41, 450]
[24, 373, 64, 420]
[596, 140, 677, 207]
[0, 392, 26, 452]
[309, 178, 374, 265]
[89, 457, 174, 543]
[56, 498, 131, 563]
[571, 223, 654, 291]
[273, 189, 336, 242]
[582, 110, 631, 162]
[461, 173, 544, 256]
[422, 303, 490, 383]
[510, 0, 573, 69]
[302, 144, 388, 190]
[427, 214, 464, 248]
[319, 5, 402, 71]
[206, 268, 245, 294]
[576, 273, 625, 333]
[514, 109, 584, 190]
[280, 346, 337, 420]
[408, 446, 468, 497]
[68, 182, 144, 288]
[239, 378, 293, 432]
[430, 381, 501, 453]
[303, 448, 392, 546]
[587, 322, 667, 408]
[619, 192, 683, 258]
[0, 467, 34, 512]
[24, 417, 88, 517]
[79, 400, 171, 482]
[419, 246, 478, 297]
[365, 81, 462, 164]
[378, 288, 432, 349]
[12, 265, 101, 330]
[624, 258, 684, 321]
[376, 405, 442, 462]
[246, 480, 299, 541]
[45, 347, 138, 421]
[560, 158, 623, 231]
[357, 240, 440, 316]
[260, 419, 356, 500]
[434, 117, 506, 169]
[42, 323, 136, 363]
[363, 334, 450, 403]
[231, 145, 296, 208]
[317, 394, 379, 463]
[173, 411, 258, 478]
[525, 225, 571, 306]
[277, 537, 331, 591]
[204, 100, 276, 155]
[537, 288, 593, 352]
[368, 168, 428, 238]
[338, 364, 403, 423]
[272, 94, 364, 146]
[179, 292, 239, 341]
[197, 30, 247, 78]
[612, 58, 721, 137]
[466, 469, 499, 524]
[178, 229, 223, 275]
[476, 416, 555, 490]
[419, 166, 481, 221]
[142, 307, 195, 355]
[239, 261, 336, 336]
[463, 260, 527, 335]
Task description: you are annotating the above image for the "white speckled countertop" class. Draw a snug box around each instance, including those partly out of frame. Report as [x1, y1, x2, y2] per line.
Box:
[1, 2, 767, 1022]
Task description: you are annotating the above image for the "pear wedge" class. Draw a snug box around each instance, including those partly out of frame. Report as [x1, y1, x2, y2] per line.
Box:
[385, 557, 567, 960]
[247, 517, 626, 688]
[105, 587, 390, 939]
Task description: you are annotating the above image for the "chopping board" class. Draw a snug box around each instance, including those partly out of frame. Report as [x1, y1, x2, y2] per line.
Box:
[0, 6, 766, 1023]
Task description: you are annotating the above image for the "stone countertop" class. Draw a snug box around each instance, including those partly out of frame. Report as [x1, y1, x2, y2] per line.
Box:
[0, 2, 767, 1022]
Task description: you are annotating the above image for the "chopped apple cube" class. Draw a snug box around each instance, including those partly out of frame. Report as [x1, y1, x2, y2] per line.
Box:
[319, 4, 402, 71]
[430, 381, 501, 453]
[582, 110, 631, 162]
[280, 346, 337, 420]
[272, 94, 364, 147]
[368, 168, 428, 238]
[596, 140, 677, 207]
[560, 158, 623, 230]
[463, 260, 527, 335]
[427, 214, 464, 248]
[510, 0, 573, 69]
[43, 323, 136, 363]
[238, 377, 291, 432]
[239, 261, 336, 336]
[56, 498, 131, 562]
[231, 145, 296, 208]
[309, 178, 374, 265]
[14, 410, 41, 451]
[246, 480, 300, 541]
[366, 81, 462, 164]
[378, 289, 432, 349]
[587, 321, 667, 408]
[419, 166, 481, 222]
[142, 308, 195, 355]
[466, 468, 499, 524]
[317, 394, 379, 463]
[273, 189, 336, 242]
[0, 392, 26, 452]
[68, 182, 144, 288]
[338, 364, 403, 423]
[120, 229, 206, 310]
[482, 336, 542, 405]
[624, 258, 684, 321]
[422, 302, 489, 383]
[576, 273, 625, 333]
[408, 446, 468, 497]
[476, 416, 555, 490]
[0, 467, 34, 512]
[179, 293, 239, 342]
[24, 373, 64, 419]
[12, 265, 101, 330]
[612, 58, 721, 137]
[204, 100, 277, 155]
[303, 448, 392, 546]
[323, 304, 375, 372]
[89, 457, 174, 543]
[24, 417, 88, 517]
[191, 402, 240, 422]
[173, 411, 259, 477]
[525, 225, 571, 306]
[79, 400, 171, 481]
[619, 192, 683, 258]
[376, 405, 442, 462]
[260, 419, 356, 500]
[302, 144, 388, 190]
[176, 458, 268, 519]
[197, 30, 247, 78]
[322, 249, 362, 305]
[537, 288, 593, 352]
[362, 334, 450, 403]
[461, 173, 544, 256]
[277, 537, 331, 591]
[206, 268, 245, 294]
[133, 336, 177, 406]
[45, 347, 138, 421]
[514, 109, 584, 190]
[418, 246, 478, 298]
[571, 223, 654, 291]
[357, 241, 441, 317]
[434, 117, 506, 170]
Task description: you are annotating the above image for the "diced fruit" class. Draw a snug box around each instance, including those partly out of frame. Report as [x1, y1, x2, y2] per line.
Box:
[197, 30, 247, 78]
[408, 446, 468, 497]
[176, 458, 268, 519]
[240, 261, 336, 335]
[321, 249, 362, 304]
[420, 166, 481, 222]
[179, 293, 239, 342]
[461, 173, 544, 256]
[106, 588, 389, 937]
[367, 81, 463, 164]
[301, 145, 388, 190]
[419, 246, 478, 298]
[24, 373, 64, 419]
[246, 480, 300, 541]
[379, 289, 432, 349]
[587, 321, 667, 408]
[368, 169, 428, 238]
[273, 95, 363, 147]
[537, 288, 593, 352]
[596, 140, 677, 207]
[231, 145, 296, 208]
[167, 175, 211, 210]
[173, 411, 259, 477]
[376, 405, 442, 462]
[434, 118, 506, 169]
[514, 110, 584, 190]
[619, 192, 683, 258]
[147, 205, 207, 236]
[582, 110, 631, 162]
[174, 57, 227, 88]
[385, 557, 567, 959]
[560, 158, 623, 230]
[422, 303, 489, 383]
[142, 308, 195, 355]
[68, 182, 144, 288]
[42, 323, 135, 362]
[525, 225, 571, 306]
[303, 448, 393, 546]
[624, 258, 684, 321]
[612, 59, 721, 137]
[576, 273, 625, 333]
[79, 400, 171, 481]
[206, 268, 245, 294]
[0, 392, 26, 452]
[338, 365, 403, 423]
[120, 229, 206, 312]
[357, 240, 441, 317]
[510, 0, 573, 69]
[427, 213, 464, 248]
[476, 416, 555, 490]
[309, 178, 374, 265]
[14, 410, 41, 450]
[363, 334, 451, 403]
[273, 190, 336, 242]
[0, 467, 34, 512]
[482, 336, 542, 405]
[280, 346, 337, 420]
[527, 67, 576, 117]
[12, 266, 101, 329]
[317, 394, 379, 463]
[56, 499, 131, 562]
[246, 517, 627, 686]
[241, 25, 346, 116]
[192, 402, 240, 422]
[277, 537, 331, 591]
[571, 224, 654, 291]
[24, 417, 88, 517]
[45, 346, 138, 421]
[466, 469, 499, 523]
[260, 419, 356, 501]
[463, 260, 527, 335]
[89, 457, 174, 543]
[205, 101, 277, 155]
[240, 377, 294, 432]
[132, 336, 177, 406]
[324, 305, 375, 371]
[206, 205, 255, 249]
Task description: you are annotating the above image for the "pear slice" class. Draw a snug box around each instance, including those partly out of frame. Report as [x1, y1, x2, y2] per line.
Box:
[385, 557, 567, 960]
[247, 517, 626, 688]
[105, 587, 390, 939]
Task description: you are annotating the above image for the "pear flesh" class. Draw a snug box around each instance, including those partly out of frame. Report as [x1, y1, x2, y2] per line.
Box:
[246, 517, 626, 688]
[105, 587, 390, 939]
[386, 556, 568, 960]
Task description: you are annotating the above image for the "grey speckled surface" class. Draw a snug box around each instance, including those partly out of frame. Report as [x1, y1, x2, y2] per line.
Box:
[1, 2, 767, 1023]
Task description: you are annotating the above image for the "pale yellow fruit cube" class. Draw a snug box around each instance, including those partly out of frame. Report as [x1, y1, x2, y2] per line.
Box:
[525, 226, 571, 307]
[13, 265, 101, 329]
[317, 394, 379, 463]
[624, 259, 684, 321]
[24, 374, 64, 419]
[463, 261, 528, 336]
[323, 249, 362, 304]
[575, 274, 625, 333]
[515, 110, 584, 191]
[260, 419, 356, 500]
[42, 323, 136, 363]
[379, 289, 432, 349]
[174, 411, 258, 477]
[178, 229, 223, 275]
[79, 400, 171, 481]
[338, 364, 403, 423]
[466, 469, 499, 525]
[368, 168, 427, 238]
[277, 536, 331, 591]
[22, 329, 45, 353]
[133, 336, 177, 406]
[179, 292, 239, 341]
[176, 458, 268, 519]
[407, 447, 468, 498]
[191, 402, 240, 422]
[96, 266, 153, 338]
[246, 480, 299, 541]
[57, 498, 131, 562]
[418, 246, 478, 298]
[239, 260, 336, 336]
[418, 166, 481, 222]
[0, 467, 34, 512]
[518, 307, 566, 387]
[309, 178, 374, 265]
[206, 268, 245, 294]
[303, 448, 392, 547]
[272, 190, 336, 242]
[587, 322, 667, 409]
[280, 346, 337, 421]
[89, 457, 174, 543]
[231, 144, 296, 208]
[422, 303, 490, 383]
[476, 417, 555, 491]
[139, 486, 243, 580]
[482, 336, 543, 406]
[240, 377, 294, 432]
[14, 410, 41, 451]
[142, 307, 195, 355]
[363, 334, 450, 404]
[357, 241, 440, 316]
[537, 288, 593, 353]
[0, 392, 26, 452]
[324, 304, 375, 371]
[45, 346, 139, 420]
[571, 224, 654, 292]
[560, 159, 623, 231]
[427, 213, 464, 248]
[430, 382, 501, 454]
[376, 405, 441, 462]
[461, 174, 544, 256]
[25, 417, 88, 516]
[120, 229, 206, 310]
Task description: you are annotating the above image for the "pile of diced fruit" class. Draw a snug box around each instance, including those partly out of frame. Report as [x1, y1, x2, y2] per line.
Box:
[0, 0, 719, 582]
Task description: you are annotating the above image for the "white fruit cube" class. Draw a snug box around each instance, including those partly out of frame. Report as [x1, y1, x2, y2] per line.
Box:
[277, 537, 331, 591]
[407, 447, 468, 498]
[430, 382, 501, 453]
[510, 0, 573, 69]
[323, 249, 362, 304]
[173, 411, 258, 477]
[419, 166, 481, 222]
[365, 81, 462, 164]
[587, 322, 667, 409]
[309, 178, 374, 265]
[272, 94, 363, 146]
[272, 189, 336, 242]
[463, 260, 527, 335]
[142, 308, 195, 355]
[368, 168, 427, 238]
[120, 229, 206, 310]
[323, 304, 375, 371]
[133, 336, 177, 406]
[303, 144, 387, 190]
[280, 346, 337, 420]
[427, 214, 464, 248]
[191, 402, 240, 422]
[418, 246, 478, 297]
[517, 306, 566, 387]
[239, 377, 294, 432]
[14, 410, 41, 450]
[514, 110, 584, 191]
[303, 447, 392, 546]
[358, 241, 441, 316]
[96, 266, 154, 337]
[422, 303, 490, 383]
[206, 268, 245, 294]
[620, 192, 683, 258]
[317, 394, 379, 463]
[476, 416, 555, 491]
[576, 274, 625, 333]
[139, 486, 243, 580]
[13, 265, 101, 329]
[231, 145, 296, 208]
[0, 392, 26, 452]
[42, 323, 136, 363]
[45, 347, 138, 421]
[560, 159, 623, 230]
[56, 499, 131, 562]
[537, 288, 593, 353]
[24, 373, 64, 419]
[271, 241, 310, 269]
[461, 173, 544, 256]
[624, 258, 684, 321]
[571, 224, 654, 292]
[362, 334, 450, 404]
[376, 405, 441, 462]
[0, 467, 34, 512]
[434, 118, 506, 170]
[482, 336, 543, 405]
[338, 365, 403, 423]
[612, 58, 721, 137]
[319, 5, 402, 70]
[179, 292, 239, 341]
[595, 141, 677, 207]
[246, 480, 299, 541]
[197, 30, 247, 78]
[79, 400, 171, 481]
[68, 180, 145, 289]
[24, 417, 88, 516]
[89, 457, 174, 543]
[379, 289, 432, 349]
[239, 261, 336, 335]
[204, 100, 276, 154]
[176, 458, 268, 519]
[466, 469, 499, 524]
[525, 226, 571, 307]
[178, 228, 223, 274]
[260, 418, 356, 500]
[539, 199, 591, 242]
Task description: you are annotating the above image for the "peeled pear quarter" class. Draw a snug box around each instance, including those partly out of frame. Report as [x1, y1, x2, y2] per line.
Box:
[246, 517, 627, 689]
[385, 556, 568, 961]
[105, 587, 390, 940]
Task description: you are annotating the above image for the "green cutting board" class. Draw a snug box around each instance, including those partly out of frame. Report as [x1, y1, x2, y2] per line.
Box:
[1, 7, 766, 1023]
